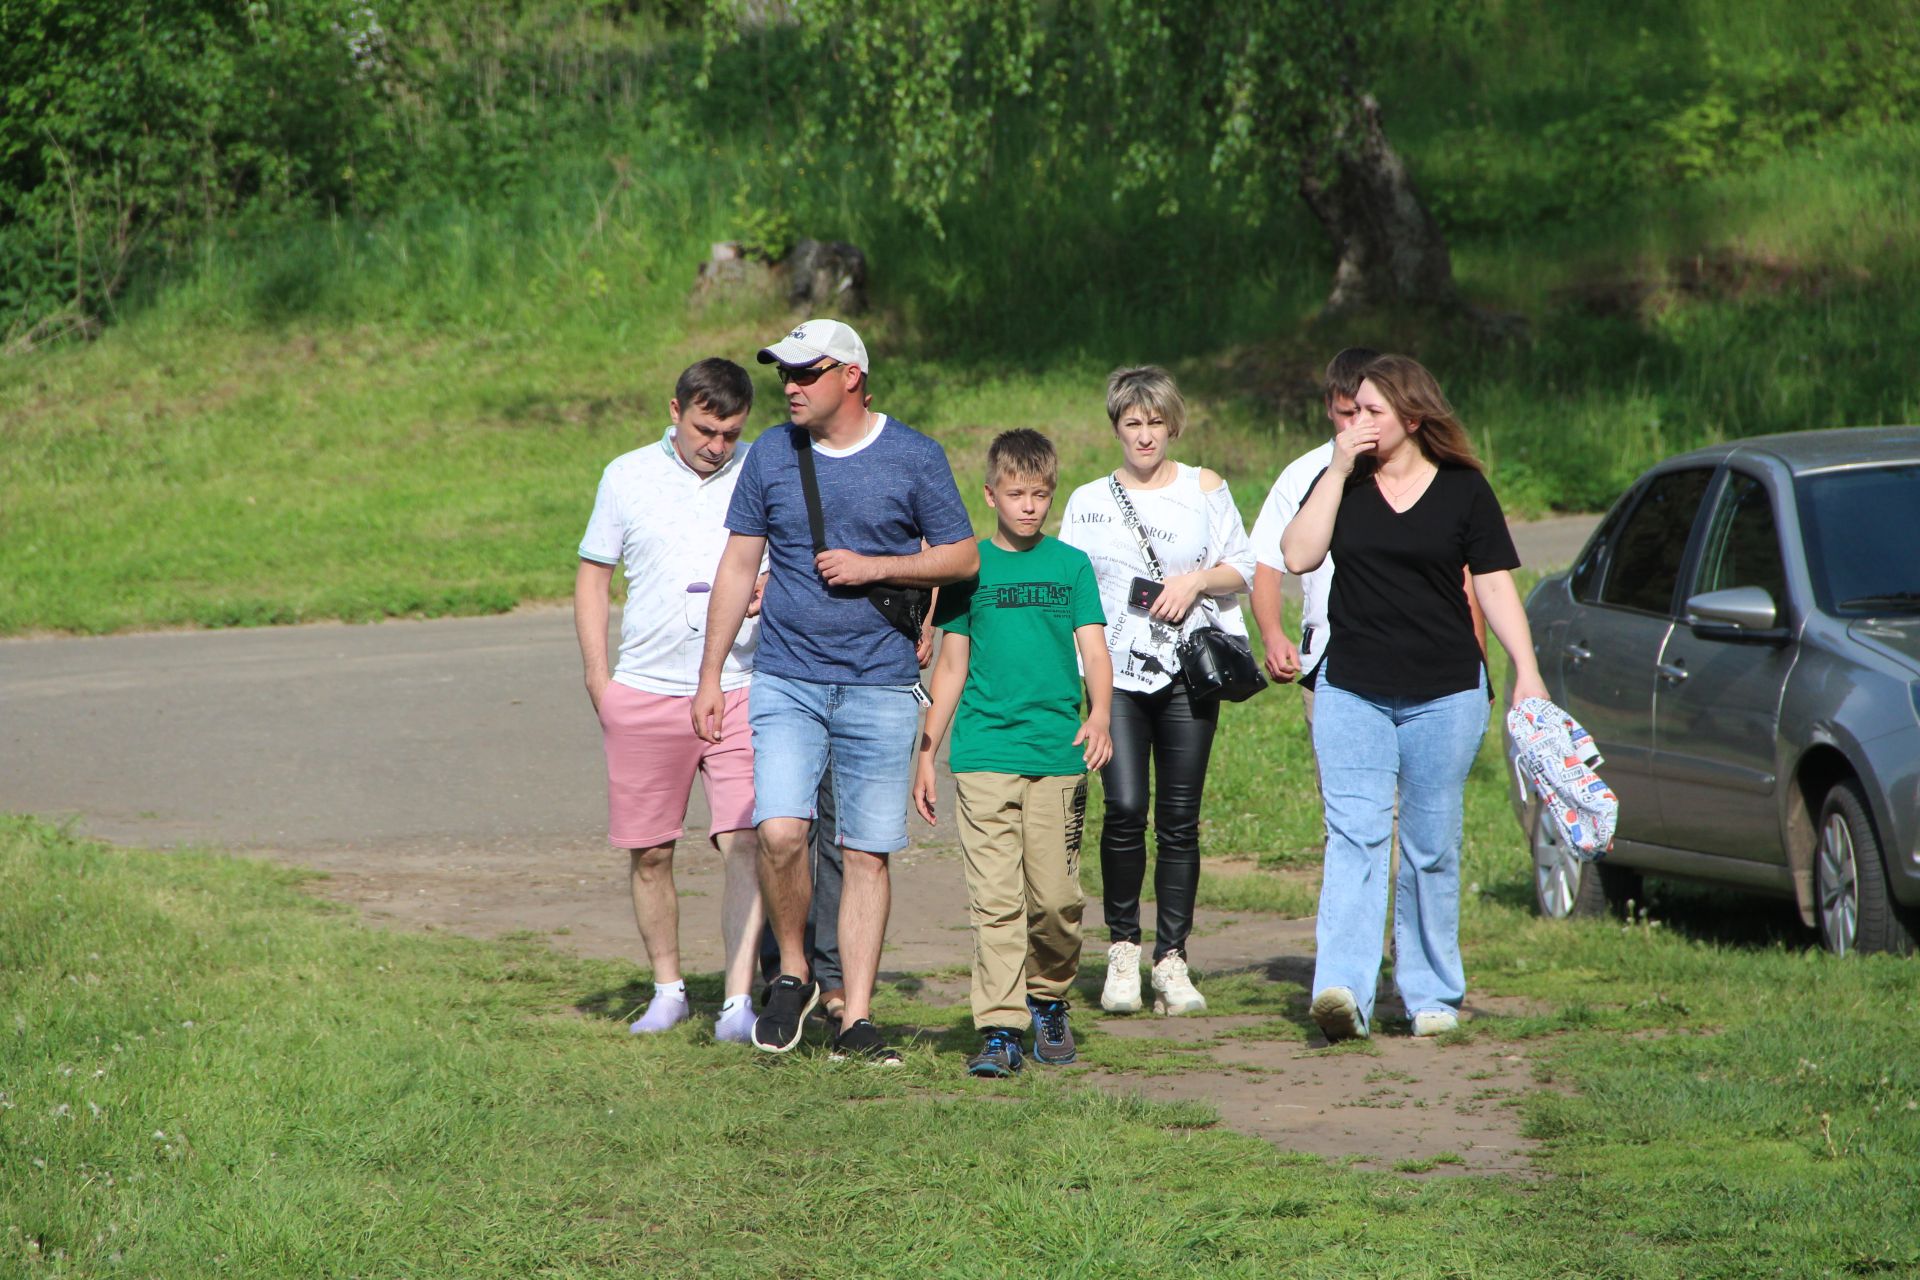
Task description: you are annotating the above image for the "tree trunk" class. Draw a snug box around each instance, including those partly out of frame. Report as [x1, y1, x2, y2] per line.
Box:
[1296, 92, 1457, 313]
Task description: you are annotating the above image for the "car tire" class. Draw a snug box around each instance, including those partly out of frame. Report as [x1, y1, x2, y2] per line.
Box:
[1815, 780, 1916, 957]
[1531, 804, 1639, 920]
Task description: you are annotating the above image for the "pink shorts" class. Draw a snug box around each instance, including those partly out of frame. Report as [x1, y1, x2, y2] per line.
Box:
[598, 681, 755, 848]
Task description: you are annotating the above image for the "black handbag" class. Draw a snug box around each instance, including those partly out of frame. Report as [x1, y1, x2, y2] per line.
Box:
[794, 430, 931, 642]
[1107, 475, 1266, 704]
[1175, 625, 1268, 703]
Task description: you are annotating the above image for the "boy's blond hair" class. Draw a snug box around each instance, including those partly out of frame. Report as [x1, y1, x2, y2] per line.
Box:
[986, 428, 1059, 488]
[1105, 365, 1187, 439]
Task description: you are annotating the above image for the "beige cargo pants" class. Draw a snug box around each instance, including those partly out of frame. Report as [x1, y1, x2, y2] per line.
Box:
[954, 772, 1088, 1030]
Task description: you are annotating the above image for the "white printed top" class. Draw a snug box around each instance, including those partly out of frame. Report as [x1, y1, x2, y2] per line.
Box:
[1059, 463, 1255, 694]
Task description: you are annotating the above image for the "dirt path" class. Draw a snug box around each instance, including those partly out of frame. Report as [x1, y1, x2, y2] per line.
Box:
[238, 830, 1548, 1175]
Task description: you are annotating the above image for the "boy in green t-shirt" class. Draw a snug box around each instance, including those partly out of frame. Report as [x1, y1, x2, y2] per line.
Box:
[912, 429, 1114, 1077]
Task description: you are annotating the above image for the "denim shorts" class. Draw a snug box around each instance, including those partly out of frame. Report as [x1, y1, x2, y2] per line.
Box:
[747, 671, 920, 855]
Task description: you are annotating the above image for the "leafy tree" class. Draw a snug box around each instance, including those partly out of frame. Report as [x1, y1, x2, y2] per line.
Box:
[0, 0, 392, 338]
[704, 0, 1457, 312]
[0, 0, 682, 339]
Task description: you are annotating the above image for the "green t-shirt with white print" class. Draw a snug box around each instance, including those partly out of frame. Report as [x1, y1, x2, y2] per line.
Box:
[933, 536, 1106, 776]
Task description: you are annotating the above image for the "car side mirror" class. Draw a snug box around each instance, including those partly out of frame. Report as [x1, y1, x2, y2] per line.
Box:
[1685, 586, 1789, 643]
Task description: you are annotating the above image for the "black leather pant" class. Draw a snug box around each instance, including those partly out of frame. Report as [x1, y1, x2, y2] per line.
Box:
[1099, 681, 1219, 961]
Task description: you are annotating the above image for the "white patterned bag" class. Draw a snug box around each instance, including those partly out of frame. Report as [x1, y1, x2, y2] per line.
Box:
[1506, 696, 1618, 861]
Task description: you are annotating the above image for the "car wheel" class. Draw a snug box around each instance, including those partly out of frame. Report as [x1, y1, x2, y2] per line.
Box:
[1815, 780, 1916, 957]
[1531, 805, 1638, 920]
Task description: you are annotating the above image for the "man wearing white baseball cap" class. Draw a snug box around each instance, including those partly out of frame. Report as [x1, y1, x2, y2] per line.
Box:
[694, 318, 979, 1063]
[755, 317, 872, 376]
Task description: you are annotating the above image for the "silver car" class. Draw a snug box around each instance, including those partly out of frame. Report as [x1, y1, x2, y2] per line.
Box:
[1509, 427, 1920, 955]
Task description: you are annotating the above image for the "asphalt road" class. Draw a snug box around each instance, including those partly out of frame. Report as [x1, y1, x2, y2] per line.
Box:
[0, 515, 1598, 857]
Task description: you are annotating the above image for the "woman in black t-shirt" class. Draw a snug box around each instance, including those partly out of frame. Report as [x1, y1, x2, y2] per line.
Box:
[1280, 354, 1547, 1043]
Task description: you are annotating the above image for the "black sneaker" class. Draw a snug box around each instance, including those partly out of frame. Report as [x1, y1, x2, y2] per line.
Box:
[1026, 996, 1077, 1065]
[830, 1017, 903, 1066]
[966, 1028, 1025, 1078]
[752, 975, 819, 1053]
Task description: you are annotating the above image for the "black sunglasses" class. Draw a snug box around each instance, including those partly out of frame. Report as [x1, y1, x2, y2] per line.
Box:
[779, 360, 843, 387]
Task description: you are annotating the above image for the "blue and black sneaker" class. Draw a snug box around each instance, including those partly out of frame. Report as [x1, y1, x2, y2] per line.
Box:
[966, 1028, 1025, 1078]
[1027, 996, 1077, 1065]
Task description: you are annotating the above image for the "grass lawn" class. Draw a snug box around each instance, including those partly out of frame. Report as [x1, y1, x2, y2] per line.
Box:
[8, 649, 1919, 1278]
[0, 312, 1313, 636]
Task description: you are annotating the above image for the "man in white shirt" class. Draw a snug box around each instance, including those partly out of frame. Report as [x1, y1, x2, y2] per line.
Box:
[574, 358, 767, 1043]
[1249, 348, 1379, 730]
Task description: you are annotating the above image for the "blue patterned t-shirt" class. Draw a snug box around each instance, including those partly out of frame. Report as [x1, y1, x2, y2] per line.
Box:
[726, 416, 974, 685]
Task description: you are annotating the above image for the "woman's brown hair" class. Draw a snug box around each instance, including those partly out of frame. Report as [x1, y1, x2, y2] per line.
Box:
[1355, 354, 1483, 476]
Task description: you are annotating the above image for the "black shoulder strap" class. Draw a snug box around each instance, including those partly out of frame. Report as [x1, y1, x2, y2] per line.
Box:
[793, 430, 828, 554]
[1107, 473, 1165, 581]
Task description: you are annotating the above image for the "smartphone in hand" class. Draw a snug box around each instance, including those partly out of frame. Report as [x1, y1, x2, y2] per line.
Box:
[1128, 576, 1164, 611]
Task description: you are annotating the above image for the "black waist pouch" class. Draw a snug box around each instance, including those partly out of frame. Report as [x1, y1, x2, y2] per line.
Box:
[868, 584, 930, 641]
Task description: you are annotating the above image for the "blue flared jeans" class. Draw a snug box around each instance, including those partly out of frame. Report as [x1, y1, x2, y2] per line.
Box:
[1310, 670, 1488, 1032]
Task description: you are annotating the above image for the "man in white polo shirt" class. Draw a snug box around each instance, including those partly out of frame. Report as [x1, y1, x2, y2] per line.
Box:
[1249, 348, 1378, 728]
[575, 357, 767, 1043]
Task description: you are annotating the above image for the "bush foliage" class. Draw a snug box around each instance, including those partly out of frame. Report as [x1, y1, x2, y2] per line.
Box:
[6, 1, 1917, 343]
[0, 0, 689, 340]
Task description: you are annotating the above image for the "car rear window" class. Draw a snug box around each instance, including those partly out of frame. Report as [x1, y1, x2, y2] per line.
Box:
[1798, 464, 1920, 616]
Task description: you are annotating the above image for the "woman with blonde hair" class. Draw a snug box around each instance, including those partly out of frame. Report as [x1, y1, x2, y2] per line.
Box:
[1061, 366, 1254, 1016]
[1281, 354, 1547, 1041]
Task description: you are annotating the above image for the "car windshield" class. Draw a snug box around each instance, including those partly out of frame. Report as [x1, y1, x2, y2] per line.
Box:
[1798, 464, 1920, 616]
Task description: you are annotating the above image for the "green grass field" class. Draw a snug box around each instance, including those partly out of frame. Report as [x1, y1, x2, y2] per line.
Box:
[8, 772, 1919, 1279]
[9, 634, 1920, 1276]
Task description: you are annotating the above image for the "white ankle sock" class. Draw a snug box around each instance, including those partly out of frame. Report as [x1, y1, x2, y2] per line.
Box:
[719, 994, 751, 1015]
[654, 980, 686, 1001]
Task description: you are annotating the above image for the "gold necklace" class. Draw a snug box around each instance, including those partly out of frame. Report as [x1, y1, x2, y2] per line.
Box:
[1376, 463, 1434, 508]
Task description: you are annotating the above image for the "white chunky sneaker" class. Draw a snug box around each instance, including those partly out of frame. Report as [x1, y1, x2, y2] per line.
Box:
[1411, 1008, 1460, 1037]
[1309, 986, 1367, 1041]
[1101, 941, 1144, 1013]
[1150, 952, 1207, 1016]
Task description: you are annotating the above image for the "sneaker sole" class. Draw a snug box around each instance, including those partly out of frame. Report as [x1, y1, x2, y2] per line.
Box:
[831, 1050, 904, 1066]
[966, 1060, 1021, 1077]
[1100, 992, 1143, 1013]
[751, 986, 820, 1053]
[1310, 990, 1367, 1041]
[1152, 996, 1207, 1016]
[1412, 1014, 1460, 1038]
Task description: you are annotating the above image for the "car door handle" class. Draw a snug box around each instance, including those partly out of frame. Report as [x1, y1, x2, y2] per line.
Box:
[1564, 642, 1592, 663]
[1656, 661, 1689, 683]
